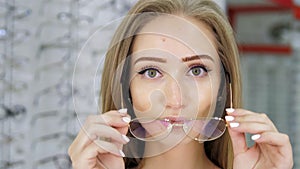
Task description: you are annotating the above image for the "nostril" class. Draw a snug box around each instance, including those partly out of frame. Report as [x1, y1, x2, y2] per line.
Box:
[166, 101, 183, 109]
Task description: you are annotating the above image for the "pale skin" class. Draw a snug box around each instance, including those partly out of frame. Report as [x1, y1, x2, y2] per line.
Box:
[68, 15, 293, 169]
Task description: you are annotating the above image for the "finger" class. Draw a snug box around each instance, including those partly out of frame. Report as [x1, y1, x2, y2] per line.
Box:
[84, 110, 131, 128]
[227, 121, 276, 134]
[226, 109, 277, 132]
[101, 110, 131, 136]
[227, 114, 271, 124]
[71, 140, 124, 169]
[252, 132, 294, 168]
[93, 139, 125, 157]
[226, 108, 256, 116]
[72, 116, 130, 153]
[227, 127, 247, 156]
[102, 110, 131, 127]
[87, 124, 130, 144]
[71, 110, 130, 153]
[226, 109, 248, 156]
[77, 124, 130, 150]
[253, 132, 292, 148]
[227, 109, 274, 126]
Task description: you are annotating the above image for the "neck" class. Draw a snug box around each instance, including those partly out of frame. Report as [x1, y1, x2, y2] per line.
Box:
[140, 140, 217, 169]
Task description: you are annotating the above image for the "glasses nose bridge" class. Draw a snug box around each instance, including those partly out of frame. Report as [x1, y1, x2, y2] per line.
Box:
[170, 123, 184, 127]
[167, 120, 189, 132]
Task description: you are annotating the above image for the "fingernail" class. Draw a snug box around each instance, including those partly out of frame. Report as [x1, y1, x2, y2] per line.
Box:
[229, 122, 239, 128]
[225, 116, 234, 122]
[118, 108, 127, 114]
[119, 150, 125, 157]
[251, 134, 261, 141]
[122, 116, 131, 123]
[122, 134, 130, 143]
[226, 108, 235, 113]
[90, 134, 98, 140]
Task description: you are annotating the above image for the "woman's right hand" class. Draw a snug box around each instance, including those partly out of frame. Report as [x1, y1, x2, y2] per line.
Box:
[68, 109, 131, 169]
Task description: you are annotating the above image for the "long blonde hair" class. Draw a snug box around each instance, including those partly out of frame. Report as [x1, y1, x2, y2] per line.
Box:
[100, 0, 242, 168]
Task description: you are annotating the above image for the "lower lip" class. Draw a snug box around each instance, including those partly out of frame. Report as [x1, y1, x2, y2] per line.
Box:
[161, 117, 186, 125]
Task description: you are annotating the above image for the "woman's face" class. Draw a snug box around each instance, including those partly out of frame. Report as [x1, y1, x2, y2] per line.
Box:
[129, 15, 221, 121]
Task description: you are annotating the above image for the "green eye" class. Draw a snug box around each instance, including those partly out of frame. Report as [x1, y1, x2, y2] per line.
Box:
[188, 66, 208, 77]
[138, 67, 161, 79]
[147, 69, 158, 78]
[191, 67, 202, 76]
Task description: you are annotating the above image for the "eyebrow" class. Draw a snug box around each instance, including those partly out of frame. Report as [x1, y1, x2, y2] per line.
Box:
[133, 54, 214, 65]
[134, 57, 167, 64]
[182, 55, 215, 63]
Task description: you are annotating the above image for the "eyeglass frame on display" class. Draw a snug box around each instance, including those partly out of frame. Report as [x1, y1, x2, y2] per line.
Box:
[0, 159, 25, 169]
[0, 2, 32, 20]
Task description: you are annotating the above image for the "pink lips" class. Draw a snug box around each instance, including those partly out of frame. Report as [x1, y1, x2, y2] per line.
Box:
[160, 116, 187, 127]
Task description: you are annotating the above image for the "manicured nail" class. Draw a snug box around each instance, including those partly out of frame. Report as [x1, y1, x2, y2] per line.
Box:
[229, 122, 239, 128]
[90, 134, 98, 140]
[118, 108, 127, 114]
[119, 150, 125, 157]
[251, 134, 261, 141]
[122, 116, 131, 123]
[226, 108, 235, 113]
[225, 116, 234, 122]
[122, 134, 130, 143]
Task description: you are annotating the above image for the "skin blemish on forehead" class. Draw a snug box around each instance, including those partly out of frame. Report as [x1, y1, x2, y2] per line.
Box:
[161, 38, 166, 42]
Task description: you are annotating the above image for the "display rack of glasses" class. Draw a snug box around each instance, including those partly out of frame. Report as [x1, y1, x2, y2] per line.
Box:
[0, 0, 136, 168]
[0, 0, 28, 168]
[236, 5, 299, 167]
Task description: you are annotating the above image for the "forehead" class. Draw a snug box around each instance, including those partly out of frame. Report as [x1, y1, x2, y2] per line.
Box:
[132, 15, 219, 61]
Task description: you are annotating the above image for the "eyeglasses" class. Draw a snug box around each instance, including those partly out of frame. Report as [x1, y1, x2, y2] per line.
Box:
[33, 77, 80, 107]
[119, 61, 233, 142]
[0, 159, 25, 169]
[0, 2, 32, 20]
[0, 104, 26, 121]
[0, 27, 30, 45]
[129, 117, 226, 142]
[56, 12, 93, 26]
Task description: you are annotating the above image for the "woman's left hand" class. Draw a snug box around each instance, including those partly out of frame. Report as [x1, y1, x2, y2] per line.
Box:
[225, 108, 293, 169]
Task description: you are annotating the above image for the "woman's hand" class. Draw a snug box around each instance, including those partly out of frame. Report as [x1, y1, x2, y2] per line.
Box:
[68, 109, 131, 169]
[225, 108, 293, 169]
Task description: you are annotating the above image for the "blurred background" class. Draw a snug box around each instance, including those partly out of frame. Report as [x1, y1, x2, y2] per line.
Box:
[0, 0, 299, 168]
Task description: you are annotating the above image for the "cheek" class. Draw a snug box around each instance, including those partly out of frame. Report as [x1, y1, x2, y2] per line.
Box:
[130, 79, 155, 112]
[194, 82, 217, 117]
[131, 91, 150, 112]
[197, 88, 211, 116]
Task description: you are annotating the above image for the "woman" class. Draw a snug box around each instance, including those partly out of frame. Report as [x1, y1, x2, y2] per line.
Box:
[68, 0, 293, 168]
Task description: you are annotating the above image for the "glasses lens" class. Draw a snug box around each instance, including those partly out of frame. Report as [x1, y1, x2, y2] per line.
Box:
[184, 117, 226, 141]
[129, 118, 172, 141]
[129, 117, 226, 142]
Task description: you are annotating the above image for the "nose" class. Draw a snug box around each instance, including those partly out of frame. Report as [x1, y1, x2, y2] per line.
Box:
[164, 77, 182, 109]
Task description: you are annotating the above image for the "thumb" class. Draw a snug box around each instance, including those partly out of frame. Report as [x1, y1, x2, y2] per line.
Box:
[116, 115, 130, 135]
[226, 109, 247, 156]
[228, 127, 247, 156]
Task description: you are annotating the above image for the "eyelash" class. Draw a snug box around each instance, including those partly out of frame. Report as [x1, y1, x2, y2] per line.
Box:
[189, 64, 210, 72]
[137, 64, 211, 77]
[137, 65, 162, 75]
